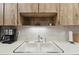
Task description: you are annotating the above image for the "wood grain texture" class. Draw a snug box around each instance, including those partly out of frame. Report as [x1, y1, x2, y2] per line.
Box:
[73, 33, 79, 43]
[18, 3, 38, 26]
[59, 3, 74, 25]
[0, 3, 3, 25]
[39, 3, 58, 12]
[73, 4, 79, 25]
[38, 3, 59, 25]
[20, 13, 57, 17]
[18, 3, 38, 13]
[4, 3, 17, 26]
[59, 3, 79, 25]
[18, 3, 79, 26]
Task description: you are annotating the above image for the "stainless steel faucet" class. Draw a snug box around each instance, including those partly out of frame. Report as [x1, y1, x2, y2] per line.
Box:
[37, 35, 46, 43]
[38, 35, 42, 42]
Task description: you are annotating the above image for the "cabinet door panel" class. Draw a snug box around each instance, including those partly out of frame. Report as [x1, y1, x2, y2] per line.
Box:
[0, 3, 3, 25]
[18, 3, 38, 25]
[73, 4, 79, 25]
[39, 3, 58, 12]
[59, 3, 74, 25]
[4, 3, 17, 26]
[59, 3, 79, 25]
[18, 3, 38, 12]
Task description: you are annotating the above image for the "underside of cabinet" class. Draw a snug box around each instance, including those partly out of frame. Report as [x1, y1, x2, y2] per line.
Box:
[18, 13, 58, 26]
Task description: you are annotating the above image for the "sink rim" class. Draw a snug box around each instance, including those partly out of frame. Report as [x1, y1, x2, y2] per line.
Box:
[13, 41, 64, 53]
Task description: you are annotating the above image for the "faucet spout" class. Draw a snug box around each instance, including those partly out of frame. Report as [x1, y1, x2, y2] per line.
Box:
[37, 35, 46, 43]
[38, 35, 40, 42]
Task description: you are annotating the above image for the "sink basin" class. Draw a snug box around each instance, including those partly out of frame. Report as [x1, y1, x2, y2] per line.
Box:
[40, 42, 63, 53]
[14, 41, 40, 53]
[13, 41, 64, 53]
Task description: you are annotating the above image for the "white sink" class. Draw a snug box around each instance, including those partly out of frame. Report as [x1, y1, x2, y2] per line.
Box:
[14, 41, 40, 53]
[40, 42, 63, 53]
[13, 41, 64, 53]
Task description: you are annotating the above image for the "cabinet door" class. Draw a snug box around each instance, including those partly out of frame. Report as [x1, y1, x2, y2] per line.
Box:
[18, 3, 38, 13]
[0, 3, 3, 25]
[18, 3, 38, 25]
[73, 4, 79, 25]
[59, 3, 74, 25]
[39, 3, 58, 12]
[4, 3, 17, 26]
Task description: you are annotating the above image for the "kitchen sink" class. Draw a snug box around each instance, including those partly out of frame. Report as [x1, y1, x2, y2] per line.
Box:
[40, 42, 63, 53]
[13, 41, 40, 53]
[13, 41, 64, 53]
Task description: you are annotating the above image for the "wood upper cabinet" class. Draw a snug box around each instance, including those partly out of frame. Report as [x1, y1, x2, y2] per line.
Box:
[18, 3, 79, 26]
[38, 3, 59, 25]
[59, 3, 79, 25]
[18, 3, 38, 13]
[73, 4, 79, 25]
[0, 3, 3, 25]
[4, 3, 17, 26]
[59, 3, 74, 25]
[18, 3, 38, 25]
[39, 3, 58, 12]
